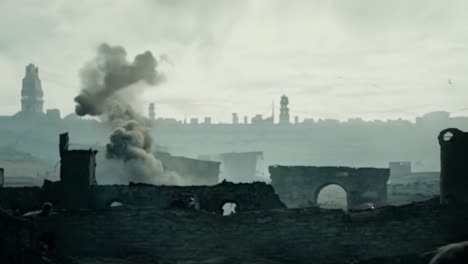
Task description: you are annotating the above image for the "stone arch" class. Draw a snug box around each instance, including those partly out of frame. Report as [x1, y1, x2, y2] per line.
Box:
[313, 183, 348, 209]
[269, 166, 390, 209]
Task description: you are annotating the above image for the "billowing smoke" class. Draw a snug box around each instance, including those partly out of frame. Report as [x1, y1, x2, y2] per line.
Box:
[74, 43, 182, 185]
[75, 43, 160, 116]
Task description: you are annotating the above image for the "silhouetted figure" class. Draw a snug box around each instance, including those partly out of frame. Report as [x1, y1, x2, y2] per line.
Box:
[38, 202, 53, 217]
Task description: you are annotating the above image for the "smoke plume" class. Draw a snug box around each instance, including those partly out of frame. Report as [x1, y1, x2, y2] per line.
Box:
[74, 43, 182, 185]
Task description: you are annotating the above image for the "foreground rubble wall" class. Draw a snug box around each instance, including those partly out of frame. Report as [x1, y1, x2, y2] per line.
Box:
[0, 187, 42, 211]
[37, 199, 468, 262]
[91, 181, 285, 212]
[0, 181, 285, 213]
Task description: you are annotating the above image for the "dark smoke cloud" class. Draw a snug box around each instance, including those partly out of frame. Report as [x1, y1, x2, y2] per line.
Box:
[74, 43, 184, 185]
[75, 43, 162, 116]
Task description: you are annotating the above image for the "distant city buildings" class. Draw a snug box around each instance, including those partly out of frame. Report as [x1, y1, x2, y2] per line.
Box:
[203, 117, 212, 125]
[232, 113, 239, 125]
[8, 63, 468, 129]
[46, 109, 61, 120]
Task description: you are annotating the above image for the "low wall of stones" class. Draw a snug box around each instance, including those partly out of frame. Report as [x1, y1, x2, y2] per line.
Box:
[0, 187, 43, 212]
[0, 181, 285, 214]
[36, 199, 468, 263]
[91, 181, 285, 213]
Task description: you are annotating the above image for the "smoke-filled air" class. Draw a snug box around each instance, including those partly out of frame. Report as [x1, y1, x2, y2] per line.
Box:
[74, 43, 183, 185]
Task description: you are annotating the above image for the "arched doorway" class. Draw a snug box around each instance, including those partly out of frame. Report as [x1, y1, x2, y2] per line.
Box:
[221, 202, 237, 216]
[316, 184, 348, 210]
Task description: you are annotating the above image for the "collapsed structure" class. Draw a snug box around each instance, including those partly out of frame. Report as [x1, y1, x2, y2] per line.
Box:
[59, 133, 98, 209]
[0, 128, 468, 263]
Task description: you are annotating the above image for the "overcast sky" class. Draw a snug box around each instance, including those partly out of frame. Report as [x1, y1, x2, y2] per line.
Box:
[1, 0, 467, 122]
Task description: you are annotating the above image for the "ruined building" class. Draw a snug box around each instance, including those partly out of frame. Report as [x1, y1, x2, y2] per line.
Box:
[156, 151, 220, 185]
[1, 130, 468, 263]
[232, 113, 239, 124]
[59, 133, 98, 209]
[279, 95, 290, 124]
[439, 128, 468, 204]
[270, 165, 389, 209]
[20, 64, 44, 115]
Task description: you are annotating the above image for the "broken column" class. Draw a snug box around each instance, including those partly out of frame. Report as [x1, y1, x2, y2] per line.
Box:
[439, 128, 468, 204]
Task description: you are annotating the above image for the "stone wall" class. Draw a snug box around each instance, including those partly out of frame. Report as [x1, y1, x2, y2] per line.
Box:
[0, 181, 285, 214]
[0, 187, 42, 212]
[156, 152, 220, 185]
[36, 198, 468, 263]
[270, 166, 389, 209]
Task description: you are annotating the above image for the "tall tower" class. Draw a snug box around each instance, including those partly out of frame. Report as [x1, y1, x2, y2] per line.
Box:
[279, 95, 290, 124]
[272, 100, 275, 124]
[232, 113, 239, 125]
[21, 64, 44, 114]
[149, 103, 156, 120]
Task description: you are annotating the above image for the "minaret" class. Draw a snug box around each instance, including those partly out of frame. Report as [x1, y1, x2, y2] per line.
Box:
[21, 64, 44, 114]
[272, 100, 275, 124]
[232, 113, 239, 125]
[149, 103, 156, 120]
[279, 95, 290, 124]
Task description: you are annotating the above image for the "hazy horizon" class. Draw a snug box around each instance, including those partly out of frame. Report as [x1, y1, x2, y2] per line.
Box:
[1, 0, 467, 123]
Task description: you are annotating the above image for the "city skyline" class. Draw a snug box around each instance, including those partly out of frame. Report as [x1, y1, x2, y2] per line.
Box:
[1, 1, 468, 122]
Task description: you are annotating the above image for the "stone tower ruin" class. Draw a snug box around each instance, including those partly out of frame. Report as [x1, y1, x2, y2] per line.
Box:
[21, 64, 44, 114]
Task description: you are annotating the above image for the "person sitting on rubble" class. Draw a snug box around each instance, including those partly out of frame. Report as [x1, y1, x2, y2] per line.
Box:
[38, 202, 53, 217]
[23, 202, 56, 218]
[186, 196, 196, 209]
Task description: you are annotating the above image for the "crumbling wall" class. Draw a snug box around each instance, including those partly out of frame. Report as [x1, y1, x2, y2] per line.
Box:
[270, 166, 389, 209]
[0, 181, 285, 214]
[0, 187, 43, 212]
[36, 199, 468, 263]
[156, 152, 220, 185]
[91, 181, 285, 213]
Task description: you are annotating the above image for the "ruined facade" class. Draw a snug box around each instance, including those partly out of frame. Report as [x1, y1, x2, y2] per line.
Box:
[439, 128, 468, 204]
[270, 165, 389, 209]
[20, 64, 44, 114]
[156, 152, 220, 185]
[59, 133, 98, 209]
[219, 152, 263, 182]
[389, 161, 412, 179]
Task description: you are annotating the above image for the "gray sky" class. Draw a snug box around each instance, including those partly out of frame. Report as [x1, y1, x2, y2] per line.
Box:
[1, 0, 467, 122]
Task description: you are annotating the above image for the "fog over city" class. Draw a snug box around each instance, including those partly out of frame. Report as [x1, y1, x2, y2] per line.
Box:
[1, 0, 468, 122]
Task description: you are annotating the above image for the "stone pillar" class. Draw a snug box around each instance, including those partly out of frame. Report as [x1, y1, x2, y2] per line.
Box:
[439, 128, 468, 204]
